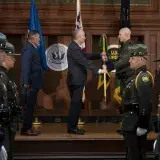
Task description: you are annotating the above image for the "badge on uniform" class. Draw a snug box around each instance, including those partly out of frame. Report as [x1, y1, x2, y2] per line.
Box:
[142, 76, 149, 82]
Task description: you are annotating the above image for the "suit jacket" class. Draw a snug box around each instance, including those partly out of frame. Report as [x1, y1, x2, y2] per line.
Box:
[67, 41, 99, 86]
[20, 41, 43, 89]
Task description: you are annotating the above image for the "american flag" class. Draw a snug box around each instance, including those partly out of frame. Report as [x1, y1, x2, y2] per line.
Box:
[76, 0, 85, 50]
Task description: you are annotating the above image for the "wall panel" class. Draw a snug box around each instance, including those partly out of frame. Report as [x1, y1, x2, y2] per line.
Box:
[0, 0, 159, 117]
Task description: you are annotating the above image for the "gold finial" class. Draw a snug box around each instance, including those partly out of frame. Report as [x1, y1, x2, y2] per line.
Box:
[32, 117, 42, 125]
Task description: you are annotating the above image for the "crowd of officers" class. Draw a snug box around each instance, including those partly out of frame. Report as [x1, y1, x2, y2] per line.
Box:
[0, 27, 158, 160]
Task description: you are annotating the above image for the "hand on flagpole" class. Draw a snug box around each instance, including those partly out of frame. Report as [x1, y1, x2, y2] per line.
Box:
[98, 68, 107, 74]
[101, 52, 108, 62]
[101, 51, 106, 56]
[102, 64, 107, 70]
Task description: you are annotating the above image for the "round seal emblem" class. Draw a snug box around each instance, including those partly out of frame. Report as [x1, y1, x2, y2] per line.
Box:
[45, 43, 68, 71]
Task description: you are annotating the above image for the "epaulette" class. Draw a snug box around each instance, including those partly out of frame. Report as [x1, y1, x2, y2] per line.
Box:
[135, 71, 154, 88]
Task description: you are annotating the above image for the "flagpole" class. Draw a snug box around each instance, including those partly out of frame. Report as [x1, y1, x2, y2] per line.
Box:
[76, 0, 85, 125]
[103, 35, 107, 102]
[29, 0, 45, 125]
[79, 0, 83, 28]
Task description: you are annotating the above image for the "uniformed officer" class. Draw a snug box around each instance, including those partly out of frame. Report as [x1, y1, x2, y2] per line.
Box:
[102, 27, 134, 102]
[0, 36, 20, 160]
[121, 44, 154, 160]
[152, 58, 160, 160]
[114, 27, 134, 95]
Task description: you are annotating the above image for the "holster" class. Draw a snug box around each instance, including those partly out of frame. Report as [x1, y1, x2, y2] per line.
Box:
[123, 103, 139, 115]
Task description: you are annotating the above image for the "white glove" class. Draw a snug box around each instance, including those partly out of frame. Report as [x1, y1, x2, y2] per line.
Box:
[0, 145, 7, 160]
[136, 127, 147, 136]
[98, 69, 107, 74]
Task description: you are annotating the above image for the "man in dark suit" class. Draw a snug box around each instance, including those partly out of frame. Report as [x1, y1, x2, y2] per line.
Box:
[20, 30, 43, 136]
[67, 29, 106, 135]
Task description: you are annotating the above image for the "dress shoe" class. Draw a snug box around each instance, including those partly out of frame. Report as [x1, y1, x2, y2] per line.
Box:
[117, 129, 123, 135]
[67, 128, 85, 135]
[21, 129, 41, 136]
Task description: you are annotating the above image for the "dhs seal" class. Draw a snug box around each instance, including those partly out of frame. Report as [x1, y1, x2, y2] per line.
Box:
[45, 43, 68, 71]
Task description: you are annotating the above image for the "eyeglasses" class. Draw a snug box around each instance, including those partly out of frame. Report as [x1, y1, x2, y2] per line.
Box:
[142, 56, 147, 60]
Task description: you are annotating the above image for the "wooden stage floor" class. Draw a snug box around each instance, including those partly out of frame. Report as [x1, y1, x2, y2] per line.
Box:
[14, 123, 158, 159]
[15, 123, 157, 141]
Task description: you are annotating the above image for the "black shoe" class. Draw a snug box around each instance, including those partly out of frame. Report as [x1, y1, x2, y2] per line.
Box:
[80, 128, 86, 132]
[21, 129, 41, 136]
[67, 128, 85, 135]
[117, 129, 123, 135]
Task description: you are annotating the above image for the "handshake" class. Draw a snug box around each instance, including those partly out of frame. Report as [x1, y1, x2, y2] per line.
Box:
[98, 51, 108, 74]
[98, 64, 107, 74]
[98, 68, 107, 74]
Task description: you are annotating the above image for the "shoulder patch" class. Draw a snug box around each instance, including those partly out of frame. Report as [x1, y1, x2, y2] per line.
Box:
[135, 71, 154, 88]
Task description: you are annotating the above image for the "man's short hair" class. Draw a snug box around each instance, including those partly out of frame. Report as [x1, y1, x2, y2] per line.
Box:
[28, 30, 39, 40]
[120, 27, 131, 36]
[72, 29, 82, 40]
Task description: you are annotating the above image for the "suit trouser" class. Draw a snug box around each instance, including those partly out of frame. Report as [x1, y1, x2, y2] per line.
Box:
[123, 131, 147, 160]
[67, 85, 84, 130]
[21, 87, 39, 131]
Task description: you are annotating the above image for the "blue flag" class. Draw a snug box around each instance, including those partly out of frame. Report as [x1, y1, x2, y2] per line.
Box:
[29, 0, 47, 70]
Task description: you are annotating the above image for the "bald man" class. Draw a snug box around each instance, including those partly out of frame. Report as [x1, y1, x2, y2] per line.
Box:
[115, 27, 134, 96]
[67, 29, 106, 135]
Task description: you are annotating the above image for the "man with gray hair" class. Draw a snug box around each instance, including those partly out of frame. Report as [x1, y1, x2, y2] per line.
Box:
[67, 29, 107, 135]
[20, 30, 42, 136]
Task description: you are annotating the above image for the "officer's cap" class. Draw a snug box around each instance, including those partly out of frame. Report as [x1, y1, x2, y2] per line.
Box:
[107, 44, 119, 62]
[4, 42, 15, 56]
[0, 33, 14, 56]
[0, 32, 7, 41]
[129, 44, 147, 57]
[0, 33, 7, 49]
[107, 44, 119, 50]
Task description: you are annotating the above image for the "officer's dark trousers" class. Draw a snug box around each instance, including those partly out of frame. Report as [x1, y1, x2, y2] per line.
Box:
[123, 131, 147, 160]
[21, 87, 39, 131]
[67, 85, 84, 131]
[2, 127, 16, 160]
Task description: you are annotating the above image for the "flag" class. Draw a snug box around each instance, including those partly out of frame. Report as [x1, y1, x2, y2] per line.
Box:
[113, 77, 122, 104]
[29, 0, 47, 70]
[76, 0, 85, 50]
[97, 34, 111, 90]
